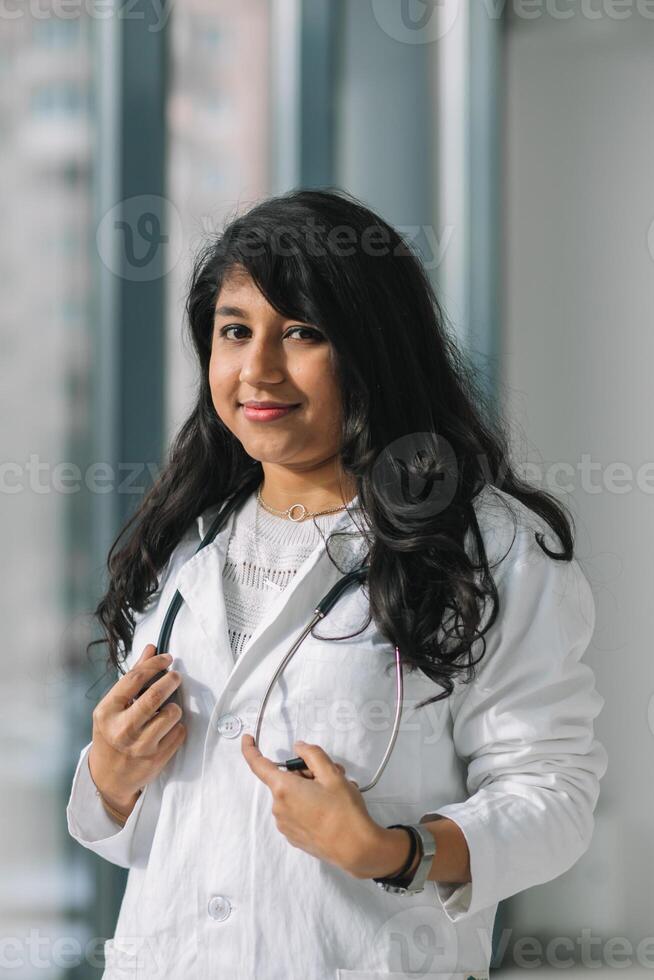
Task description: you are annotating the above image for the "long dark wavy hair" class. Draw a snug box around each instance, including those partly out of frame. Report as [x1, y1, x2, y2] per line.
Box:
[88, 187, 575, 709]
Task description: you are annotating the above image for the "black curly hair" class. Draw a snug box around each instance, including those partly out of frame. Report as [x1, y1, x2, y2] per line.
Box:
[87, 187, 574, 710]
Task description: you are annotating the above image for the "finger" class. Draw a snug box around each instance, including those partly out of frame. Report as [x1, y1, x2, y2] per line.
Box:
[137, 643, 158, 664]
[240, 733, 286, 790]
[125, 670, 182, 727]
[291, 741, 340, 782]
[158, 719, 186, 757]
[334, 763, 359, 789]
[137, 700, 183, 749]
[149, 721, 186, 769]
[111, 656, 174, 707]
[132, 645, 169, 673]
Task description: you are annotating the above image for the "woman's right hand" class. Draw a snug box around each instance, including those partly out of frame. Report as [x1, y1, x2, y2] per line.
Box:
[88, 643, 187, 822]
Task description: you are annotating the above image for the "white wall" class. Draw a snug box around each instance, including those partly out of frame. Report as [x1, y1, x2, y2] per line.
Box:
[502, 8, 654, 954]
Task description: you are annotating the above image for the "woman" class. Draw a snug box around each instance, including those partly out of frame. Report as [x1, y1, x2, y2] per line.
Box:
[67, 188, 607, 979]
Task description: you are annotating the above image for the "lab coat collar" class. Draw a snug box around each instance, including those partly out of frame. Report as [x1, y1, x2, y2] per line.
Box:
[174, 492, 369, 701]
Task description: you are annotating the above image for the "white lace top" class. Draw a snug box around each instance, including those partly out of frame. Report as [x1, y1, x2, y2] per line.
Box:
[222, 490, 360, 661]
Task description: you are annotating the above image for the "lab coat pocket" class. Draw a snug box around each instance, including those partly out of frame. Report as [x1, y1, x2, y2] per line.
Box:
[102, 937, 144, 978]
[296, 639, 425, 804]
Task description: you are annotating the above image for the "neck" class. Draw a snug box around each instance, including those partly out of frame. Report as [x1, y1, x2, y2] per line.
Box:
[258, 460, 357, 515]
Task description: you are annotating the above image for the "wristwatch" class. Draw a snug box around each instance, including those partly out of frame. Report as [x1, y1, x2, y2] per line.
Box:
[373, 822, 437, 895]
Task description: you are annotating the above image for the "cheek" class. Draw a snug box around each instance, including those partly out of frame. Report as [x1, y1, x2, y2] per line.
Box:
[309, 382, 342, 440]
[316, 384, 343, 430]
[208, 357, 234, 405]
[303, 356, 341, 413]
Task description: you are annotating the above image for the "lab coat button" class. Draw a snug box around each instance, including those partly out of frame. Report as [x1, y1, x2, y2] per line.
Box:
[207, 895, 231, 921]
[216, 713, 243, 738]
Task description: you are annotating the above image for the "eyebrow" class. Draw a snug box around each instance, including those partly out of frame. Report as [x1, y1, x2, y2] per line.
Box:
[214, 305, 249, 318]
[214, 305, 318, 329]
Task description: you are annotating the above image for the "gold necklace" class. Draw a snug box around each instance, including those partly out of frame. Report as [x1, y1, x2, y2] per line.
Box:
[256, 484, 351, 523]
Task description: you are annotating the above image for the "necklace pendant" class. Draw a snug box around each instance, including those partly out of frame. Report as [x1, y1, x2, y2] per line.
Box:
[287, 503, 307, 522]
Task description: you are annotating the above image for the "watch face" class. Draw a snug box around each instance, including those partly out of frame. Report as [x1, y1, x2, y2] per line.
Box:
[377, 882, 408, 894]
[376, 879, 423, 894]
[376, 880, 403, 891]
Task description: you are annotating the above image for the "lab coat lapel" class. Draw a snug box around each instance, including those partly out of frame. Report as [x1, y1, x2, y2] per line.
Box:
[173, 505, 237, 665]
[174, 499, 367, 702]
[219, 539, 337, 698]
[220, 508, 370, 705]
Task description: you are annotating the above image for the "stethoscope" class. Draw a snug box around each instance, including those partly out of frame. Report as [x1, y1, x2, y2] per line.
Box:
[141, 475, 405, 794]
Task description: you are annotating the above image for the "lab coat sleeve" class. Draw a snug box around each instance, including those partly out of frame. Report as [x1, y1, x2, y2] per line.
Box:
[66, 738, 163, 870]
[66, 535, 196, 868]
[66, 605, 166, 869]
[419, 528, 608, 922]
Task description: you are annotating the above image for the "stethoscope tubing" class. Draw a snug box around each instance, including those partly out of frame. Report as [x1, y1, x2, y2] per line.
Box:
[135, 478, 404, 793]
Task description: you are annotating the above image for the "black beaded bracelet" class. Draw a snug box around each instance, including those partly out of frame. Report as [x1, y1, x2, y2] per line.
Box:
[372, 824, 418, 885]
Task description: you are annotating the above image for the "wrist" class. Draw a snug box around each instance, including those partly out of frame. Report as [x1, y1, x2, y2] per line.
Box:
[373, 823, 437, 895]
[100, 788, 141, 820]
[87, 750, 140, 815]
[350, 823, 416, 880]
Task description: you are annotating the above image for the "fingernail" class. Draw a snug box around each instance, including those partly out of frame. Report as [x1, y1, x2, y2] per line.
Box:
[162, 654, 172, 662]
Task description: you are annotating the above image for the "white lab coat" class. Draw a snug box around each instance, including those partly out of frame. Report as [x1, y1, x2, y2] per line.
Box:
[67, 485, 608, 980]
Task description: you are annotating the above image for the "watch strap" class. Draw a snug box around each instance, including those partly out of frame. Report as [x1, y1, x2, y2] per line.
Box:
[373, 822, 436, 895]
[372, 824, 418, 887]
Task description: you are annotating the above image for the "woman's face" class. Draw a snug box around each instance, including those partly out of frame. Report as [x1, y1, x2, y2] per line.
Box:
[209, 267, 344, 472]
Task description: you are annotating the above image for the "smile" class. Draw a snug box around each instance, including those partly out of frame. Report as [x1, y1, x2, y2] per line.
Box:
[240, 404, 300, 422]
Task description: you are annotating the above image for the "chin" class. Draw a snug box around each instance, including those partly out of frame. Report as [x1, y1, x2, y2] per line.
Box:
[236, 435, 289, 458]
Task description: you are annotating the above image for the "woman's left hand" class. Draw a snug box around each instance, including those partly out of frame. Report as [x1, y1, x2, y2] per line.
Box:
[241, 734, 382, 877]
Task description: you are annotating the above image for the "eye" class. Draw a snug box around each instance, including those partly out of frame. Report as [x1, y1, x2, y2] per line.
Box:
[218, 325, 325, 343]
[285, 326, 324, 342]
[219, 324, 249, 340]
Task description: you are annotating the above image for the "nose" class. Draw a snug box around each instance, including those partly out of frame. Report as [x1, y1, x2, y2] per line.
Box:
[239, 336, 286, 385]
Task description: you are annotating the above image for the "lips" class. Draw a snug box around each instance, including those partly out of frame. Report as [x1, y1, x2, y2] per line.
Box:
[241, 403, 300, 422]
